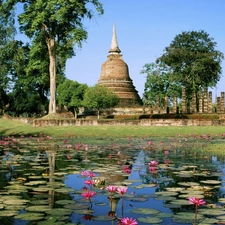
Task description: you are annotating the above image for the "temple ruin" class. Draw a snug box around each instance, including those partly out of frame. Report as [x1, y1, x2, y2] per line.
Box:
[98, 25, 142, 106]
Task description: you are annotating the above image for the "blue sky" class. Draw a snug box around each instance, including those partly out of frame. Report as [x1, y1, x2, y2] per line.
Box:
[65, 0, 225, 101]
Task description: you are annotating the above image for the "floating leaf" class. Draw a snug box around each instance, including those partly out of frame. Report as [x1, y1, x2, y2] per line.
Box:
[126, 197, 148, 202]
[14, 212, 44, 220]
[131, 208, 160, 215]
[73, 209, 94, 215]
[92, 215, 116, 221]
[25, 205, 52, 212]
[200, 180, 221, 185]
[137, 216, 163, 224]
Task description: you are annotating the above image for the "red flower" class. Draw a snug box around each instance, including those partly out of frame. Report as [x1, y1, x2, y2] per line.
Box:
[81, 191, 96, 200]
[189, 197, 206, 206]
[123, 166, 131, 173]
[118, 217, 138, 225]
[117, 186, 128, 195]
[106, 185, 117, 193]
[148, 160, 158, 167]
[82, 214, 94, 221]
[84, 180, 95, 185]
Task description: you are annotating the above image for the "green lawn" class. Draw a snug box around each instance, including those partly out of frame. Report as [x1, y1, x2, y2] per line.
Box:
[1, 117, 225, 138]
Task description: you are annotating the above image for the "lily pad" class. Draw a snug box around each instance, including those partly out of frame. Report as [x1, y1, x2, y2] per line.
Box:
[55, 200, 76, 205]
[200, 180, 221, 185]
[126, 197, 148, 202]
[0, 210, 18, 216]
[130, 208, 160, 215]
[92, 215, 116, 221]
[46, 208, 72, 216]
[14, 212, 45, 220]
[73, 209, 94, 215]
[137, 216, 163, 224]
[25, 205, 52, 212]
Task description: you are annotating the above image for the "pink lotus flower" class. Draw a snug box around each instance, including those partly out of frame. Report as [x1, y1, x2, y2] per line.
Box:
[81, 170, 96, 178]
[149, 166, 156, 172]
[84, 144, 89, 150]
[84, 180, 95, 186]
[81, 191, 96, 200]
[81, 170, 90, 177]
[148, 141, 153, 145]
[106, 185, 117, 193]
[189, 197, 206, 225]
[118, 217, 138, 225]
[148, 160, 158, 167]
[76, 142, 82, 150]
[164, 159, 170, 164]
[117, 186, 128, 195]
[123, 166, 131, 173]
[164, 150, 169, 155]
[189, 197, 206, 206]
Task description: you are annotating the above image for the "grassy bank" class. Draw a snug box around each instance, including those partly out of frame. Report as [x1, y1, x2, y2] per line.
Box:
[1, 118, 225, 138]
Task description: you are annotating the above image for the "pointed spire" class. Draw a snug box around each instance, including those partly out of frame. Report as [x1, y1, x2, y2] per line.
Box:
[109, 24, 121, 54]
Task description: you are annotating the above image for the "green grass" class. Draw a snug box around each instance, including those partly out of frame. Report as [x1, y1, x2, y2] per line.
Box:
[1, 118, 225, 138]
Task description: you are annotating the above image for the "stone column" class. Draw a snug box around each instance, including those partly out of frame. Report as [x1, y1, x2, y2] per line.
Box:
[173, 96, 177, 113]
[191, 92, 196, 113]
[199, 92, 203, 113]
[181, 88, 186, 113]
[208, 91, 213, 113]
[203, 88, 208, 113]
[220, 92, 225, 113]
[217, 97, 221, 113]
[164, 96, 169, 114]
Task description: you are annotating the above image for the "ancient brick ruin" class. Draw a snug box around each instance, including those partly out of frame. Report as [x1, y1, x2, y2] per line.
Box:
[151, 88, 224, 114]
[98, 25, 142, 106]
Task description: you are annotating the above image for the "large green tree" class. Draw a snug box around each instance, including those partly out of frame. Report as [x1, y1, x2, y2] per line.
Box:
[6, 0, 103, 114]
[141, 62, 181, 107]
[157, 30, 224, 106]
[57, 79, 88, 118]
[83, 85, 119, 119]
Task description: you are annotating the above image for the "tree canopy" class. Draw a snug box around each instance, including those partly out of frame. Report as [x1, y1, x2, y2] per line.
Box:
[82, 85, 119, 119]
[5, 0, 104, 114]
[141, 62, 181, 106]
[57, 79, 88, 118]
[157, 30, 224, 101]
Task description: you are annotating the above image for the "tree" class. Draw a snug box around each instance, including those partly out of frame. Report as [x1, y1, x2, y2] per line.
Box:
[7, 84, 45, 117]
[82, 85, 119, 119]
[6, 0, 104, 114]
[141, 62, 181, 107]
[57, 79, 88, 118]
[157, 30, 224, 107]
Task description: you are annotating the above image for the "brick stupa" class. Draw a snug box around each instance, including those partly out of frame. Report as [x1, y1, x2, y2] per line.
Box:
[98, 25, 142, 106]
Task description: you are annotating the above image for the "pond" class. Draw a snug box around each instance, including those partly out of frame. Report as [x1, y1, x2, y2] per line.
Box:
[0, 134, 225, 225]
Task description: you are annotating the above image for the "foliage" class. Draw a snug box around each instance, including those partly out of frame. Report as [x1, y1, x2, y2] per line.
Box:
[6, 84, 46, 117]
[156, 30, 224, 106]
[57, 79, 88, 118]
[141, 62, 182, 106]
[83, 85, 120, 119]
[6, 0, 104, 114]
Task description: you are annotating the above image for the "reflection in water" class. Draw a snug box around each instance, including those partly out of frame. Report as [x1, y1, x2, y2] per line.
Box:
[0, 136, 225, 224]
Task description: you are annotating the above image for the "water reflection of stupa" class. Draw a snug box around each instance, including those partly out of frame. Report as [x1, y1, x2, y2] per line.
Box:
[98, 25, 142, 106]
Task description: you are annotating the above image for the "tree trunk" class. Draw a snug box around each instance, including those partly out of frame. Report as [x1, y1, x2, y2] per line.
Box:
[46, 37, 56, 114]
[74, 108, 77, 119]
[97, 110, 100, 119]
